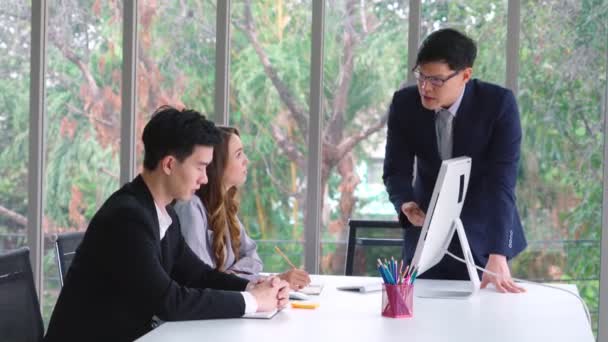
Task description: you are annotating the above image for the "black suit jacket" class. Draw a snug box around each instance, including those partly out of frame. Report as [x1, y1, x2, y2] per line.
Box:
[44, 175, 249, 342]
[383, 79, 527, 269]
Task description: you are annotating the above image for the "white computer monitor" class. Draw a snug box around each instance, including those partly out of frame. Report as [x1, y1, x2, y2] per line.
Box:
[410, 156, 480, 298]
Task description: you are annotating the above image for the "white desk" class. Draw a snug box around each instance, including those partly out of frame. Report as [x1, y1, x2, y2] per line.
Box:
[137, 275, 594, 342]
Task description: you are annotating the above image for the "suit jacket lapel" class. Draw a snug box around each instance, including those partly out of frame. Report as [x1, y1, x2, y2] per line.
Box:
[453, 82, 474, 158]
[131, 175, 163, 255]
[429, 109, 441, 162]
[415, 98, 441, 162]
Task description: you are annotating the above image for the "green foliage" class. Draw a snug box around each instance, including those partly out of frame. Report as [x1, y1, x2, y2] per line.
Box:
[0, 80, 30, 216]
[229, 0, 311, 246]
[421, 0, 507, 85]
[145, 1, 217, 115]
[515, 0, 608, 333]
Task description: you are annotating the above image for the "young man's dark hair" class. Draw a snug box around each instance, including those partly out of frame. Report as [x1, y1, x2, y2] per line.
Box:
[142, 105, 222, 170]
[415, 28, 477, 70]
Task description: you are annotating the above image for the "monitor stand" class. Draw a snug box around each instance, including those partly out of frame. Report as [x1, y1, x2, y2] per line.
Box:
[416, 218, 481, 299]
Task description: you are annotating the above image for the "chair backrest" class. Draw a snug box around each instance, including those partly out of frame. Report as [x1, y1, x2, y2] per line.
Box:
[55, 231, 85, 287]
[0, 247, 44, 342]
[345, 220, 405, 276]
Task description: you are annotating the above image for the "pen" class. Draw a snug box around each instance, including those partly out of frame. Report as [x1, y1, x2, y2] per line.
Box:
[274, 245, 297, 269]
[377, 265, 389, 284]
[383, 264, 396, 284]
[393, 258, 398, 282]
[402, 265, 410, 284]
[377, 260, 387, 283]
[409, 269, 418, 285]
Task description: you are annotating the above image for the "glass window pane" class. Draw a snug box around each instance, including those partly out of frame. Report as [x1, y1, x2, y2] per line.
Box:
[421, 0, 507, 85]
[515, 1, 608, 335]
[229, 0, 310, 272]
[136, 0, 217, 170]
[0, 2, 30, 252]
[321, 0, 409, 274]
[43, 1, 122, 324]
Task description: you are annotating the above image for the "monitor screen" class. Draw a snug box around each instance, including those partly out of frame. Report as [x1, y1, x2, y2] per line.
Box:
[411, 157, 472, 276]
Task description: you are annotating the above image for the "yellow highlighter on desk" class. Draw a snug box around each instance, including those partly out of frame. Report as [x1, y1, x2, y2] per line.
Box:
[291, 302, 320, 309]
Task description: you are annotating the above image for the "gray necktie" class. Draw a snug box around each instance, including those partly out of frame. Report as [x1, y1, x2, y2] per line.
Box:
[435, 109, 454, 160]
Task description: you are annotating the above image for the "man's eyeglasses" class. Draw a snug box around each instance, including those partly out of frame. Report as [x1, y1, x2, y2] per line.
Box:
[413, 69, 461, 87]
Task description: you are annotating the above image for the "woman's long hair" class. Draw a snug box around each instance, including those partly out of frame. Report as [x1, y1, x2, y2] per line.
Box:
[196, 126, 242, 271]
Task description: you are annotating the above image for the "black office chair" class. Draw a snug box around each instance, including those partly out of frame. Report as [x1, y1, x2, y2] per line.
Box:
[345, 219, 405, 276]
[55, 231, 85, 286]
[0, 247, 44, 342]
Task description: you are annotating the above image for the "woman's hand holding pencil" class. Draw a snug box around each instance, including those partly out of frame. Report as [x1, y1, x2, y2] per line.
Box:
[274, 246, 311, 290]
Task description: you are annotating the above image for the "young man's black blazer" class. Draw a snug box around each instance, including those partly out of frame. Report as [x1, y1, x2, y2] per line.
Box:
[45, 175, 249, 342]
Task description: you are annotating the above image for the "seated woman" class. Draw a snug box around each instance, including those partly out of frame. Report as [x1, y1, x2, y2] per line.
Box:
[174, 126, 311, 289]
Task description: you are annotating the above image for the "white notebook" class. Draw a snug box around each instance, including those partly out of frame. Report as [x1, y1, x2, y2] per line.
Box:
[242, 308, 280, 319]
[336, 282, 383, 293]
[298, 283, 324, 295]
[289, 291, 310, 300]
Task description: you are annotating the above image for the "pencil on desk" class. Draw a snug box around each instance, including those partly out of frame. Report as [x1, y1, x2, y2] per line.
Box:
[274, 245, 297, 269]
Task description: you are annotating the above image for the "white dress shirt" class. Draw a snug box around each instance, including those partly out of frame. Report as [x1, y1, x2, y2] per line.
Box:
[439, 86, 466, 117]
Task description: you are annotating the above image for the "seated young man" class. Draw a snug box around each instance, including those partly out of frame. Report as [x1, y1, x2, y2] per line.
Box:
[44, 106, 289, 342]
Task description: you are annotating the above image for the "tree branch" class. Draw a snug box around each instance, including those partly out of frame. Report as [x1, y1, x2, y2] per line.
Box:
[270, 124, 306, 170]
[324, 0, 358, 145]
[239, 0, 309, 134]
[0, 204, 27, 227]
[67, 103, 114, 127]
[260, 156, 296, 196]
[335, 111, 388, 161]
[47, 28, 100, 98]
[100, 168, 119, 180]
[359, 0, 368, 34]
[336, 151, 360, 229]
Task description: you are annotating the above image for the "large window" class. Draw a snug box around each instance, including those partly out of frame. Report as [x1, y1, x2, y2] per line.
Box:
[514, 0, 608, 334]
[135, 0, 217, 170]
[320, 0, 409, 274]
[8, 2, 607, 336]
[0, 2, 30, 252]
[421, 0, 507, 85]
[42, 0, 123, 324]
[229, 0, 311, 273]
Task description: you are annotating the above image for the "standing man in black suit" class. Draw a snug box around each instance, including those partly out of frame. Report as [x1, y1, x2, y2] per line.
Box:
[383, 28, 527, 293]
[45, 106, 289, 341]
